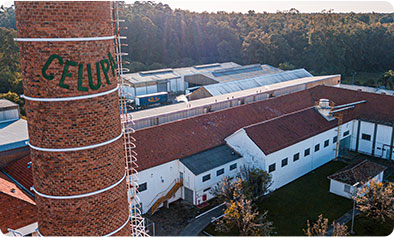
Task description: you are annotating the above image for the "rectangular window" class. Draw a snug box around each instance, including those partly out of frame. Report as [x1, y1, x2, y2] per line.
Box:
[343, 131, 350, 137]
[361, 133, 371, 141]
[281, 158, 288, 167]
[202, 174, 211, 182]
[344, 184, 351, 193]
[315, 144, 320, 152]
[230, 163, 237, 171]
[269, 163, 276, 173]
[203, 187, 211, 192]
[324, 139, 329, 147]
[293, 153, 300, 162]
[304, 148, 310, 157]
[333, 136, 338, 143]
[138, 182, 147, 192]
[216, 168, 224, 176]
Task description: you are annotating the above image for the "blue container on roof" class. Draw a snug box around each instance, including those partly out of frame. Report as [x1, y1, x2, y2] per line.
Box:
[135, 92, 168, 106]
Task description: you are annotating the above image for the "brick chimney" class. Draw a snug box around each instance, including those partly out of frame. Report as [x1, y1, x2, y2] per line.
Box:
[15, 1, 130, 235]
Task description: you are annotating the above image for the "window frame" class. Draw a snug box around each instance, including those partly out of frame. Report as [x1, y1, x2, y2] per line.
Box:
[229, 163, 237, 171]
[293, 153, 300, 162]
[344, 184, 351, 193]
[138, 182, 147, 192]
[216, 168, 224, 176]
[281, 158, 288, 167]
[315, 144, 320, 152]
[202, 174, 211, 182]
[324, 139, 329, 147]
[361, 133, 371, 141]
[268, 163, 276, 173]
[304, 148, 310, 157]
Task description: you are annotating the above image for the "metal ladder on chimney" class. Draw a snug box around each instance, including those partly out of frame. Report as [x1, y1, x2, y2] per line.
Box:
[112, 2, 149, 236]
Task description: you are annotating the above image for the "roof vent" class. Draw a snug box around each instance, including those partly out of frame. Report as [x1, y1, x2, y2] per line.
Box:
[315, 99, 335, 121]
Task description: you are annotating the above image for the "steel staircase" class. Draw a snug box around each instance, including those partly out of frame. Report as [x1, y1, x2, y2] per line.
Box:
[150, 178, 183, 214]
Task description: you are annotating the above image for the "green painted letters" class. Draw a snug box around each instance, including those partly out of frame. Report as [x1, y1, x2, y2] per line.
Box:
[107, 52, 116, 77]
[42, 54, 63, 80]
[59, 60, 77, 90]
[100, 59, 111, 85]
[88, 63, 101, 90]
[77, 64, 89, 92]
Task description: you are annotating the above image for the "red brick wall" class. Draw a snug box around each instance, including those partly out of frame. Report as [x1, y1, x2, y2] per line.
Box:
[15, 1, 130, 235]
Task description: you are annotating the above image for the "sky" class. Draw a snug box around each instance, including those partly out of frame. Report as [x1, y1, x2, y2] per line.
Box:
[1, 0, 393, 13]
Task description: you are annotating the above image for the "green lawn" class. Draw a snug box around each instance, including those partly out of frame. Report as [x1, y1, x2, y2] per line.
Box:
[258, 161, 352, 235]
[341, 72, 385, 88]
[205, 161, 352, 236]
[346, 214, 394, 236]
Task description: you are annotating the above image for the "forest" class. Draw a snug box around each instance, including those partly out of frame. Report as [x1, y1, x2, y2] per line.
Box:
[1, 2, 394, 102]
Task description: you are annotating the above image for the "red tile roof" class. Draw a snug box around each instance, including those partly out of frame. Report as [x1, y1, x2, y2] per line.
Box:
[0, 172, 36, 233]
[244, 107, 348, 154]
[134, 86, 394, 171]
[1, 155, 33, 190]
[327, 159, 387, 185]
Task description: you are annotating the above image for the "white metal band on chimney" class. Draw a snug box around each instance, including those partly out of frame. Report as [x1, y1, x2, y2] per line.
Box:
[35, 217, 130, 237]
[14, 35, 115, 42]
[27, 133, 123, 152]
[21, 85, 119, 102]
[103, 217, 131, 237]
[31, 173, 126, 199]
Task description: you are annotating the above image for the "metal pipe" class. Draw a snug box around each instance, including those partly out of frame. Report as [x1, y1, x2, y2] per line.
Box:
[331, 106, 355, 114]
[333, 100, 367, 109]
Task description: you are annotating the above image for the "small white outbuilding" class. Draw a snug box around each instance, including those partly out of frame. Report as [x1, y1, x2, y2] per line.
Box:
[327, 159, 387, 199]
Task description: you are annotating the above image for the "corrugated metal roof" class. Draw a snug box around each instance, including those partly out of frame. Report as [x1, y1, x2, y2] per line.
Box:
[0, 119, 29, 152]
[180, 145, 241, 175]
[122, 62, 240, 84]
[202, 69, 312, 96]
[200, 64, 283, 83]
[129, 75, 340, 121]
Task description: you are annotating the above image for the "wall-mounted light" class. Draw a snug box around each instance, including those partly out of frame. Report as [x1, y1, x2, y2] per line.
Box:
[160, 176, 164, 183]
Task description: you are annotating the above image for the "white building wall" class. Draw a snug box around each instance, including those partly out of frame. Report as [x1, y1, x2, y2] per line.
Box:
[0, 108, 19, 122]
[265, 123, 348, 190]
[353, 120, 393, 159]
[329, 179, 355, 199]
[375, 124, 393, 159]
[136, 160, 181, 214]
[350, 120, 359, 151]
[329, 172, 384, 199]
[226, 122, 352, 191]
[190, 159, 242, 205]
[358, 121, 375, 155]
[225, 129, 267, 169]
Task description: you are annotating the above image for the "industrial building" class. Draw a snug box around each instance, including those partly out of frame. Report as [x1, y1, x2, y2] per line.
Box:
[2, 84, 394, 225]
[187, 68, 312, 100]
[121, 63, 283, 100]
[125, 85, 394, 214]
[129, 74, 341, 130]
[2, 1, 394, 235]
